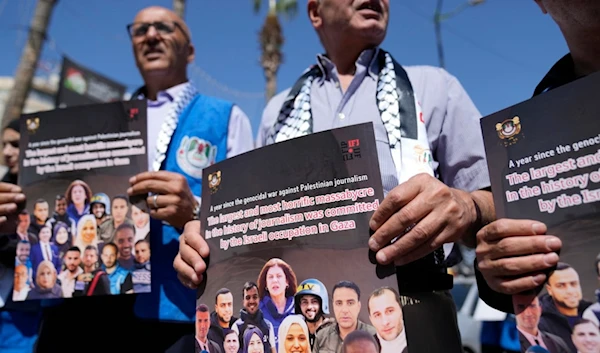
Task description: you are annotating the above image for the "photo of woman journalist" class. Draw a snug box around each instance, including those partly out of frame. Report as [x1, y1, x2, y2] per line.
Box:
[13, 176, 152, 301]
[196, 255, 408, 353]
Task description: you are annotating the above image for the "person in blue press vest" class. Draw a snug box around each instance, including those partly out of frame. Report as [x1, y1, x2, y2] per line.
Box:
[14, 6, 253, 352]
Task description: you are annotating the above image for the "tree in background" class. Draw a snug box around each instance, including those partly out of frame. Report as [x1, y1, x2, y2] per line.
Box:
[173, 0, 185, 19]
[253, 0, 297, 101]
[1, 0, 58, 128]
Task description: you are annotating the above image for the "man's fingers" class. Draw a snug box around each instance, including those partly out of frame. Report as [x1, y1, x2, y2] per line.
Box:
[0, 216, 7, 224]
[0, 193, 25, 205]
[0, 183, 22, 193]
[373, 213, 445, 265]
[392, 225, 458, 266]
[369, 177, 423, 231]
[0, 203, 18, 216]
[369, 194, 433, 252]
[478, 219, 547, 243]
[490, 273, 547, 295]
[479, 253, 559, 277]
[184, 228, 210, 260]
[128, 179, 173, 196]
[481, 235, 562, 260]
[146, 194, 179, 209]
[174, 254, 200, 288]
[130, 171, 181, 184]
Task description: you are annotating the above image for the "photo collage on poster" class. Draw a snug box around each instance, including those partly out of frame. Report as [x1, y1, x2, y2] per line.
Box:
[13, 100, 151, 301]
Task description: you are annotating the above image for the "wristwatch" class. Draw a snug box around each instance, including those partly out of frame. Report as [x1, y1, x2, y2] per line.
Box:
[192, 200, 201, 221]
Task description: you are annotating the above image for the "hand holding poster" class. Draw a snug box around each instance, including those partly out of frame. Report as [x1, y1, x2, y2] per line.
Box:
[197, 123, 410, 353]
[481, 72, 600, 353]
[13, 101, 151, 302]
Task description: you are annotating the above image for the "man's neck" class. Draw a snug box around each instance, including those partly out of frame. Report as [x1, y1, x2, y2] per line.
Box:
[144, 76, 188, 100]
[105, 266, 117, 274]
[557, 305, 578, 317]
[338, 322, 358, 340]
[196, 335, 207, 344]
[219, 320, 229, 329]
[519, 326, 538, 337]
[36, 218, 46, 226]
[84, 265, 94, 273]
[306, 317, 324, 334]
[113, 219, 124, 229]
[564, 28, 600, 77]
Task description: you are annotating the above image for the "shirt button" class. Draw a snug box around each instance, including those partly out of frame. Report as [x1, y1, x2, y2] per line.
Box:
[338, 113, 345, 120]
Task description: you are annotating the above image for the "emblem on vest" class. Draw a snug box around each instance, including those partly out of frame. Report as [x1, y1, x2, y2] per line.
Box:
[176, 136, 217, 178]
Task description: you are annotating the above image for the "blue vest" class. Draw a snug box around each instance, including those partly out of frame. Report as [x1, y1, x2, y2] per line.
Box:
[104, 265, 130, 295]
[134, 94, 232, 322]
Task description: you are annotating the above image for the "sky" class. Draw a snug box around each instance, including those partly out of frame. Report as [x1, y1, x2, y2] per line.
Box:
[0, 0, 568, 136]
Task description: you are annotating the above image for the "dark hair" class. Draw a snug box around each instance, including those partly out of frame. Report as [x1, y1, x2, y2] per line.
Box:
[368, 286, 401, 314]
[595, 254, 600, 276]
[19, 209, 29, 215]
[102, 242, 118, 254]
[84, 244, 98, 255]
[196, 303, 209, 313]
[243, 281, 258, 296]
[573, 318, 596, 329]
[342, 330, 380, 353]
[5, 119, 20, 133]
[17, 239, 30, 246]
[115, 223, 135, 236]
[216, 288, 232, 304]
[333, 280, 361, 300]
[555, 262, 572, 271]
[34, 198, 48, 208]
[55, 194, 65, 201]
[65, 180, 92, 205]
[112, 195, 129, 205]
[66, 246, 80, 253]
[257, 258, 298, 299]
[135, 238, 149, 247]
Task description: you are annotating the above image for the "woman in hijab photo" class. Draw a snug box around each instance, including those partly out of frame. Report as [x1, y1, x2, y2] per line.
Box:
[25, 260, 62, 299]
[244, 326, 266, 353]
[74, 214, 101, 253]
[278, 315, 311, 353]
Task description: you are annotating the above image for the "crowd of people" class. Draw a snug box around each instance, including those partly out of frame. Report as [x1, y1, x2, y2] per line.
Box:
[0, 0, 597, 352]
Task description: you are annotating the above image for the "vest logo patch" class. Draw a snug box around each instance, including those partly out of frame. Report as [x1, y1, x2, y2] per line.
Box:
[176, 136, 217, 178]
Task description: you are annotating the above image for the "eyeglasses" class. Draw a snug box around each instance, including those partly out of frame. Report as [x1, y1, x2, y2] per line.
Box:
[126, 21, 189, 41]
[3, 140, 18, 149]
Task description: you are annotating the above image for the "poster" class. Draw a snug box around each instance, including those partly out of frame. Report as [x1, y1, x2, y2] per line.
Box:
[197, 123, 410, 353]
[55, 56, 127, 109]
[13, 101, 151, 302]
[481, 71, 600, 353]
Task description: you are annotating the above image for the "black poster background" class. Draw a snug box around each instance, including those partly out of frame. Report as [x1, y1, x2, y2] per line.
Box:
[55, 56, 126, 108]
[197, 123, 407, 349]
[15, 101, 149, 300]
[481, 72, 600, 352]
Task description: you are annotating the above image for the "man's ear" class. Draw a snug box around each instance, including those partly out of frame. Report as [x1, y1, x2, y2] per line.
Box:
[187, 43, 195, 64]
[308, 0, 322, 29]
[534, 0, 548, 14]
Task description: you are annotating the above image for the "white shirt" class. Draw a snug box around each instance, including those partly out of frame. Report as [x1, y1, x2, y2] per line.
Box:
[57, 267, 83, 298]
[378, 328, 408, 353]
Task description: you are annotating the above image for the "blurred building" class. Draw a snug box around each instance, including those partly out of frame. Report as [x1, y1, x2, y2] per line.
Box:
[0, 75, 58, 174]
[0, 74, 59, 116]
